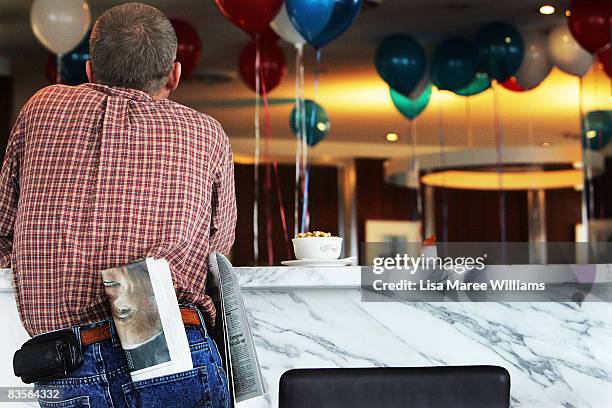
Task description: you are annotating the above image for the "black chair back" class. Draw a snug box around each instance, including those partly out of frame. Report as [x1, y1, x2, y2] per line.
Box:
[279, 366, 510, 408]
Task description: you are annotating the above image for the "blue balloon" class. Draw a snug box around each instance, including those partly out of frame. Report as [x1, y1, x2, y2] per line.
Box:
[286, 0, 362, 49]
[430, 38, 477, 91]
[60, 32, 90, 85]
[474, 22, 524, 81]
[290, 100, 330, 146]
[375, 34, 426, 96]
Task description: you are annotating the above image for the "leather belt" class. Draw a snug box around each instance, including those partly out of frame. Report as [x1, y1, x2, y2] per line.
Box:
[80, 308, 201, 346]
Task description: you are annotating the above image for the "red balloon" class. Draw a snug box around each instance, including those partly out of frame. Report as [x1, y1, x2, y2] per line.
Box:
[170, 19, 202, 79]
[568, 0, 612, 53]
[239, 40, 286, 94]
[214, 0, 282, 35]
[500, 76, 526, 92]
[597, 45, 611, 77]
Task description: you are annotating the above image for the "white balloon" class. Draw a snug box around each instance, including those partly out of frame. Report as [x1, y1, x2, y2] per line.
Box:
[547, 24, 592, 77]
[270, 4, 304, 45]
[409, 69, 429, 99]
[515, 30, 552, 90]
[31, 0, 91, 54]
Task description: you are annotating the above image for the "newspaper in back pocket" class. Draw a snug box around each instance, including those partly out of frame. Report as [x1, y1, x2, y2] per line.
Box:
[101, 258, 193, 382]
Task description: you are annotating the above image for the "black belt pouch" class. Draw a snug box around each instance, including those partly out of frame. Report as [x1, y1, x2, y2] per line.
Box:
[13, 329, 83, 384]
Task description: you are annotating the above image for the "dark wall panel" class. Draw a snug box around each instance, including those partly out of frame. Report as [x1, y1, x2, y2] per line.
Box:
[590, 157, 612, 220]
[355, 159, 417, 258]
[354, 159, 581, 244]
[546, 189, 582, 241]
[233, 163, 338, 266]
[434, 189, 529, 242]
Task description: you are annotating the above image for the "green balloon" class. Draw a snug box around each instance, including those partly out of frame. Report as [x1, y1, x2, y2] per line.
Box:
[390, 84, 432, 120]
[454, 72, 491, 96]
[583, 110, 612, 150]
[290, 100, 330, 147]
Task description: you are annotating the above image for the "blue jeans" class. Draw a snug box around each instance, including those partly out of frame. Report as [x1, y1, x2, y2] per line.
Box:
[34, 307, 230, 408]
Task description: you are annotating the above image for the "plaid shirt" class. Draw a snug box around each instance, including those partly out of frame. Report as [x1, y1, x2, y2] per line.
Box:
[0, 83, 236, 336]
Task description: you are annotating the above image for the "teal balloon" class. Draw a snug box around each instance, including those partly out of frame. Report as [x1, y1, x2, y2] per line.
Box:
[390, 84, 432, 120]
[454, 72, 491, 96]
[375, 34, 426, 96]
[583, 110, 612, 150]
[290, 100, 330, 146]
[431, 37, 477, 91]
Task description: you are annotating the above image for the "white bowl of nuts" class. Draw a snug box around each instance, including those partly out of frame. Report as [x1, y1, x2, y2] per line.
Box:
[292, 231, 343, 260]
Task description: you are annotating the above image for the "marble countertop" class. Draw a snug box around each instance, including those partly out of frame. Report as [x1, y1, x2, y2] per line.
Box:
[235, 266, 361, 289]
[234, 266, 612, 407]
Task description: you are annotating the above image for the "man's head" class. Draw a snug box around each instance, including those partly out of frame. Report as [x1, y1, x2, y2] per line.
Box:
[87, 2, 181, 98]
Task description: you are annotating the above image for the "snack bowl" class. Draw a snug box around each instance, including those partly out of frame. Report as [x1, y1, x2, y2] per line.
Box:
[292, 236, 343, 260]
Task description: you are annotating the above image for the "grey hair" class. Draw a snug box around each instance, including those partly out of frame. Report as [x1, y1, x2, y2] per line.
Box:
[89, 2, 177, 94]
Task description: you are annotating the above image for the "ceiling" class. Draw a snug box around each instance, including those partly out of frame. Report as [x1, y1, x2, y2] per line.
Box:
[1, 0, 610, 161]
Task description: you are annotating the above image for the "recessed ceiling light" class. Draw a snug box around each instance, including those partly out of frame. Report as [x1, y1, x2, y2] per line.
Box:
[386, 133, 399, 142]
[565, 10, 571, 17]
[541, 141, 552, 147]
[539, 5, 555, 14]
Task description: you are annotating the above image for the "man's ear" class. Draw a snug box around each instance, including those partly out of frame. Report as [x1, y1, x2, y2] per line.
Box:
[86, 60, 95, 83]
[165, 62, 181, 92]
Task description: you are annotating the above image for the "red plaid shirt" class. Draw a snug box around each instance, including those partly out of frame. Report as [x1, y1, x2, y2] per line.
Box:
[0, 83, 236, 336]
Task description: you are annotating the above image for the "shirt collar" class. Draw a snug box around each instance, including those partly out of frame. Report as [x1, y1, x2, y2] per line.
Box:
[83, 83, 154, 102]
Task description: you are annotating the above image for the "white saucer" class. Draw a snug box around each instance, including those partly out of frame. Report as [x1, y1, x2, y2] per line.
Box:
[281, 257, 354, 267]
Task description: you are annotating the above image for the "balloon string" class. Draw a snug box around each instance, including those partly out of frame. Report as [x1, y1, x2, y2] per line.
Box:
[314, 49, 321, 100]
[294, 43, 303, 238]
[304, 50, 323, 233]
[259, 47, 274, 266]
[436, 88, 448, 242]
[465, 97, 473, 147]
[409, 119, 422, 226]
[578, 76, 593, 234]
[302, 96, 318, 233]
[527, 97, 536, 192]
[300, 50, 321, 234]
[299, 44, 308, 233]
[273, 161, 291, 259]
[301, 169, 310, 233]
[493, 83, 506, 243]
[260, 53, 287, 264]
[253, 36, 261, 265]
[265, 163, 274, 266]
[56, 54, 62, 84]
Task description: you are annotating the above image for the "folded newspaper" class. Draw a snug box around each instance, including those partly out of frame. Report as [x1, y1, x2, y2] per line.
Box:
[101, 255, 265, 404]
[208, 252, 266, 404]
[101, 258, 192, 382]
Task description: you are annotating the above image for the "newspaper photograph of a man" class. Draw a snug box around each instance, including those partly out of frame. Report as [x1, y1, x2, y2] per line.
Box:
[102, 261, 171, 372]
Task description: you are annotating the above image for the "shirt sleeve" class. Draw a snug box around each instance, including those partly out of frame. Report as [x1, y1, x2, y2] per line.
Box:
[0, 116, 23, 268]
[209, 132, 237, 256]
